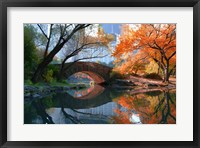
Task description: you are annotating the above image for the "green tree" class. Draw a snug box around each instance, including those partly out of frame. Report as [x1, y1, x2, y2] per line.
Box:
[24, 25, 39, 80]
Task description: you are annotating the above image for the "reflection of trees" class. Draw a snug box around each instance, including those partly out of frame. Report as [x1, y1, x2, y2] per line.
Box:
[31, 98, 84, 124]
[60, 106, 112, 124]
[112, 108, 132, 124]
[32, 100, 54, 124]
[112, 91, 176, 124]
[61, 107, 84, 124]
[24, 102, 38, 124]
[28, 93, 114, 124]
[60, 98, 84, 124]
[159, 93, 176, 124]
[59, 97, 113, 124]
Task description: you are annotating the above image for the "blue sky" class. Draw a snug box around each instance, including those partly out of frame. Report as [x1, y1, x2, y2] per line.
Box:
[101, 24, 121, 34]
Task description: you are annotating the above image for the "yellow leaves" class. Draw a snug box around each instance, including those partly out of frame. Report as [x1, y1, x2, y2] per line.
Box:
[145, 60, 159, 74]
[106, 34, 115, 41]
[96, 26, 115, 47]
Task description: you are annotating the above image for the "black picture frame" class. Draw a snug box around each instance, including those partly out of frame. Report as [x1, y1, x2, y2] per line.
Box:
[0, 0, 199, 147]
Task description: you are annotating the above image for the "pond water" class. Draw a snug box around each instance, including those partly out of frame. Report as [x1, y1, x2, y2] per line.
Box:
[24, 85, 176, 124]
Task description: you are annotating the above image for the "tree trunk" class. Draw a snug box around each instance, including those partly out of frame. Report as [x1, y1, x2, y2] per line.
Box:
[31, 58, 52, 83]
[163, 61, 170, 83]
[32, 34, 74, 83]
[31, 42, 65, 83]
[157, 64, 160, 75]
[58, 61, 65, 81]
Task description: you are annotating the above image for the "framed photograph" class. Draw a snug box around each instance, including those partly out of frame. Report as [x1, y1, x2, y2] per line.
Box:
[0, 0, 199, 147]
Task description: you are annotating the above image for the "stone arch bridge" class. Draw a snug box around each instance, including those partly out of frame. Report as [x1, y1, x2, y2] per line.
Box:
[58, 62, 113, 84]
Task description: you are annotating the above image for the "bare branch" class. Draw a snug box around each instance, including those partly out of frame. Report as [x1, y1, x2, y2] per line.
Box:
[37, 24, 48, 39]
[43, 24, 53, 58]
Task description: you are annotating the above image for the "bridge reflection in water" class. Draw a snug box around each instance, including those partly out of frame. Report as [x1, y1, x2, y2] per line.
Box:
[24, 85, 176, 124]
[67, 85, 105, 100]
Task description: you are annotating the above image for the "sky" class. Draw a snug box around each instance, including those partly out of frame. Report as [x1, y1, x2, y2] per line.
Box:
[99, 24, 121, 64]
[64, 24, 122, 65]
[43, 24, 123, 65]
[30, 23, 123, 65]
[101, 24, 121, 34]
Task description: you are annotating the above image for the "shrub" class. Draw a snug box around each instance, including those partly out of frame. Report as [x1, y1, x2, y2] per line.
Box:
[44, 69, 54, 83]
[43, 64, 60, 83]
[24, 79, 33, 85]
[61, 80, 67, 84]
[48, 64, 59, 78]
[110, 71, 124, 79]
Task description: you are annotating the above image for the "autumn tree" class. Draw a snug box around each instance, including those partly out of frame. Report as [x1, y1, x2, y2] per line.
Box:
[113, 24, 176, 82]
[113, 50, 148, 75]
[31, 24, 91, 83]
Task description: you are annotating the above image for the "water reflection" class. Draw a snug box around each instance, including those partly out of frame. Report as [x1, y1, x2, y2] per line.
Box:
[112, 91, 176, 124]
[24, 85, 176, 124]
[67, 85, 105, 99]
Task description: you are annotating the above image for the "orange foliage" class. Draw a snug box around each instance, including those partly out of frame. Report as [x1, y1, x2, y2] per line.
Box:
[112, 92, 176, 124]
[113, 24, 176, 81]
[112, 108, 131, 124]
[97, 26, 115, 47]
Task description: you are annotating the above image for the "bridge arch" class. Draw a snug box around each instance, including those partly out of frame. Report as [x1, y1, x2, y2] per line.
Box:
[61, 62, 112, 84]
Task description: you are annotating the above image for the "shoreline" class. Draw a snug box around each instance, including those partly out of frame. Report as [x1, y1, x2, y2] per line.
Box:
[24, 82, 176, 100]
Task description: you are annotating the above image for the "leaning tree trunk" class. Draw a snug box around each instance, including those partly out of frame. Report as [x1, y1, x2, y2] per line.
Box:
[31, 41, 66, 83]
[31, 57, 52, 83]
